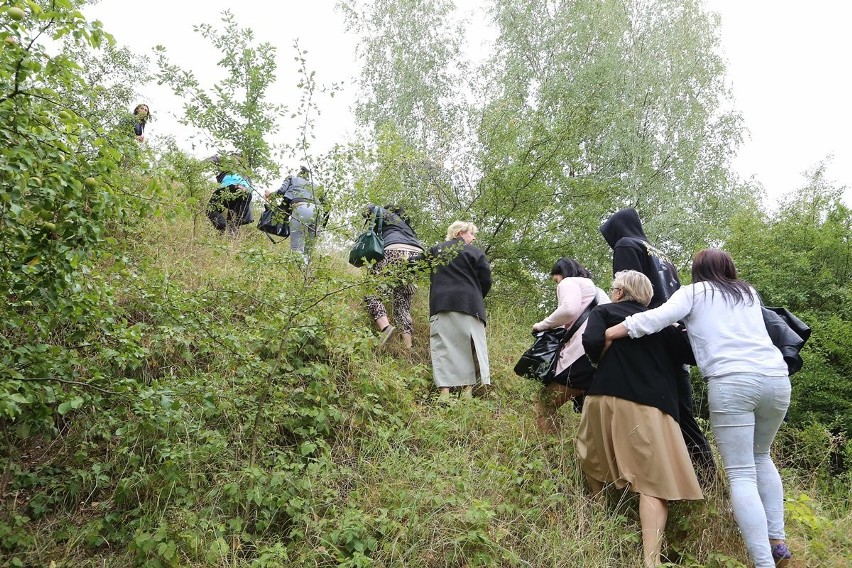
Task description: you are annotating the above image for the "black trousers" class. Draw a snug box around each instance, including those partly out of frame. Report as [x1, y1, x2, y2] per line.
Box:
[677, 366, 716, 485]
[207, 187, 252, 233]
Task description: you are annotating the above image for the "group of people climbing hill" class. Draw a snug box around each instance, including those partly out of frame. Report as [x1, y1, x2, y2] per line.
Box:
[362, 207, 491, 397]
[364, 204, 792, 568]
[130, 101, 792, 566]
[206, 160, 321, 258]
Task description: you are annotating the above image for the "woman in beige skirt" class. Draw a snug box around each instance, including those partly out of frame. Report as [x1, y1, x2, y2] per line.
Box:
[579, 270, 703, 567]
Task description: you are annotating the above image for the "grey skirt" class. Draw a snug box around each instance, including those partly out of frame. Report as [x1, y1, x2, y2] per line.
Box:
[429, 311, 490, 387]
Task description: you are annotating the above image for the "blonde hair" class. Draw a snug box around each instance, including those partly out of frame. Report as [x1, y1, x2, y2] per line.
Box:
[612, 270, 653, 306]
[446, 221, 478, 241]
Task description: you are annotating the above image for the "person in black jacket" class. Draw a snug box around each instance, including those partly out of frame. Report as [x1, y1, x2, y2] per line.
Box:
[599, 207, 716, 485]
[206, 155, 254, 235]
[130, 103, 149, 142]
[426, 221, 492, 397]
[579, 270, 703, 568]
[363, 204, 424, 350]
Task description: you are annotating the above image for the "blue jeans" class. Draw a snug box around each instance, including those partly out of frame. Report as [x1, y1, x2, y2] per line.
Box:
[708, 374, 791, 568]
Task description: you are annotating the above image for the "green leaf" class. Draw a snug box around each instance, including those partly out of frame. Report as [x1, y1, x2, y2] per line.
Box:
[57, 396, 84, 415]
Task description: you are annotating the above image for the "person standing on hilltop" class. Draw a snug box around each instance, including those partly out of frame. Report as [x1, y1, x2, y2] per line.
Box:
[129, 103, 149, 142]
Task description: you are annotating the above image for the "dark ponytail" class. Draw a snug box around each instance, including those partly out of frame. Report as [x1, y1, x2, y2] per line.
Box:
[550, 257, 592, 279]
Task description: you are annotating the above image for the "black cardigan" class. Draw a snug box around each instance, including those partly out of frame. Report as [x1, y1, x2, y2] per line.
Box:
[365, 204, 423, 250]
[582, 301, 694, 421]
[426, 238, 492, 324]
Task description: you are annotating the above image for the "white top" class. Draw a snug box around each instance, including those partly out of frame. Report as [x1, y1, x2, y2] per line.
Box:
[623, 282, 788, 379]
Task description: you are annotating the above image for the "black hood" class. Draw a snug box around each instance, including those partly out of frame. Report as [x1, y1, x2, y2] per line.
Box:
[599, 208, 648, 249]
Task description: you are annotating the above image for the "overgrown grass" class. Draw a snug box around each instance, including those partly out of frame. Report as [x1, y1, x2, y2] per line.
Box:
[2, 205, 851, 567]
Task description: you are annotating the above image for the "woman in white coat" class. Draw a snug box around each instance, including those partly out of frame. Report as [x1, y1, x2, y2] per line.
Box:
[604, 248, 792, 568]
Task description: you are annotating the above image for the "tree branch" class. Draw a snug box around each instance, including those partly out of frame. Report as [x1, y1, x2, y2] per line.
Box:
[11, 376, 120, 395]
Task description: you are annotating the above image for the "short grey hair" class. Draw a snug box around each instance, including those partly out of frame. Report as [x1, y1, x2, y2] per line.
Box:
[612, 270, 653, 306]
[446, 221, 478, 241]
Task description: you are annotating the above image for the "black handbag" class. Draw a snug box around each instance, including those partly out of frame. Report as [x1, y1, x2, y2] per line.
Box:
[257, 203, 290, 239]
[762, 306, 811, 375]
[348, 209, 384, 267]
[514, 328, 567, 381]
[514, 298, 599, 381]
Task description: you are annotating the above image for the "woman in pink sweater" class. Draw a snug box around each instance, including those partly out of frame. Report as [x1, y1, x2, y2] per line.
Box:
[531, 258, 609, 433]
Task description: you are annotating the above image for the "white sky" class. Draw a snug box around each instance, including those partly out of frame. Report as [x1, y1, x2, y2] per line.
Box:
[85, 0, 851, 203]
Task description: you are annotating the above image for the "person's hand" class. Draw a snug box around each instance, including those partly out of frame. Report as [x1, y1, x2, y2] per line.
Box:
[135, 134, 144, 142]
[601, 335, 612, 356]
[264, 189, 272, 198]
[531, 323, 543, 334]
[602, 323, 626, 356]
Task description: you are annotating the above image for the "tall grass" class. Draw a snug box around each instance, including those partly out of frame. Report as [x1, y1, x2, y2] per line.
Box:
[2, 196, 850, 567]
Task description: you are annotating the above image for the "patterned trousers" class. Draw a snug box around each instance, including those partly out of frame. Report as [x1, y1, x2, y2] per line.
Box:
[365, 249, 418, 335]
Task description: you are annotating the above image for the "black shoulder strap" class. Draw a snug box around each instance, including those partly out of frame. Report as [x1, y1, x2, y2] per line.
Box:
[562, 296, 599, 345]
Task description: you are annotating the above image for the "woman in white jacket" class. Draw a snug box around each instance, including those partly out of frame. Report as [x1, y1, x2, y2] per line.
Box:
[532, 258, 609, 433]
[604, 248, 792, 568]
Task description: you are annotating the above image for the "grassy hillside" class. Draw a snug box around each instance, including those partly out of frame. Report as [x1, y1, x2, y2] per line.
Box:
[2, 206, 851, 568]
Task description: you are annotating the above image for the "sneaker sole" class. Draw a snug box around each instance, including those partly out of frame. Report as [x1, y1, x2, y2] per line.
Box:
[380, 326, 398, 347]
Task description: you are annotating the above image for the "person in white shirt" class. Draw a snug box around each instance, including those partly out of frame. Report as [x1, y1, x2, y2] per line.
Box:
[603, 248, 792, 568]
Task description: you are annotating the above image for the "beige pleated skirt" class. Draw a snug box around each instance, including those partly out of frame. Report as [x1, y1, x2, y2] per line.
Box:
[576, 395, 703, 501]
[429, 311, 491, 388]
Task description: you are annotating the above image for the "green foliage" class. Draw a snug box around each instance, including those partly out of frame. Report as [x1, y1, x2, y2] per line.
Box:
[2, 4, 850, 568]
[727, 164, 852, 434]
[155, 141, 213, 237]
[340, 0, 753, 290]
[0, 0, 160, 441]
[57, 38, 151, 136]
[154, 10, 284, 181]
[3, 190, 851, 567]
[728, 163, 851, 312]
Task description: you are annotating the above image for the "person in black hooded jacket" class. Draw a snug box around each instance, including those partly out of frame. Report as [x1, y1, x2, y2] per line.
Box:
[599, 207, 716, 485]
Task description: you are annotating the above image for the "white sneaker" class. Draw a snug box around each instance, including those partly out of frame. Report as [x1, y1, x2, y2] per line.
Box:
[379, 325, 398, 346]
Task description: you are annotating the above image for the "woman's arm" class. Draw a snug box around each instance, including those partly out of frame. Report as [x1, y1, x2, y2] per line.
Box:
[533, 279, 583, 332]
[602, 321, 626, 356]
[581, 306, 608, 363]
[621, 285, 694, 338]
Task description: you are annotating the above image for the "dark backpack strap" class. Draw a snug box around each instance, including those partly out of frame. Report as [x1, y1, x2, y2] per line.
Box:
[561, 297, 599, 346]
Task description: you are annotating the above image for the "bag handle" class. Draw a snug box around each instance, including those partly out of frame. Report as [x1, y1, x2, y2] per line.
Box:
[360, 206, 384, 236]
[371, 207, 383, 234]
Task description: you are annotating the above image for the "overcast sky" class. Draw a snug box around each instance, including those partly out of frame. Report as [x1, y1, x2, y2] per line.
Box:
[85, 0, 851, 204]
